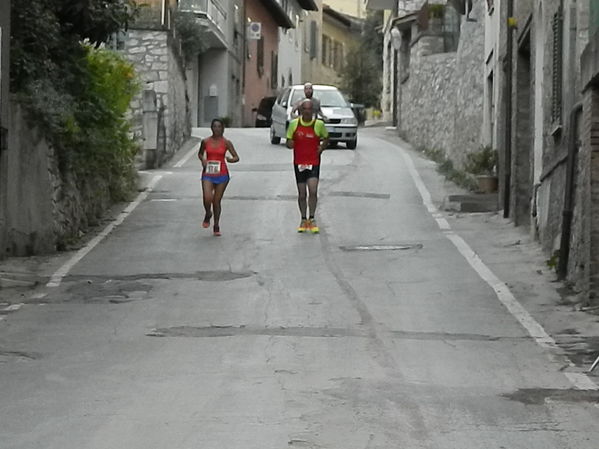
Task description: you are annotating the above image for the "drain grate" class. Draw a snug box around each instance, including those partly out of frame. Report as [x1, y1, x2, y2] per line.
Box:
[340, 243, 423, 252]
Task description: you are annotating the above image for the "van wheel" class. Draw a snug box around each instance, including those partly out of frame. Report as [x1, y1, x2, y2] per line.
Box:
[346, 138, 357, 150]
[270, 126, 281, 144]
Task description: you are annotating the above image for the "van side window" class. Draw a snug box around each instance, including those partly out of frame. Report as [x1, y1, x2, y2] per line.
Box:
[280, 88, 291, 107]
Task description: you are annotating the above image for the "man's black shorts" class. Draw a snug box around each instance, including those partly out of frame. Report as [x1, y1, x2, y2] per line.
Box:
[294, 164, 320, 183]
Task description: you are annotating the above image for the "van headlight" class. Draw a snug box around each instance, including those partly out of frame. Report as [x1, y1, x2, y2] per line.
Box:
[341, 117, 358, 125]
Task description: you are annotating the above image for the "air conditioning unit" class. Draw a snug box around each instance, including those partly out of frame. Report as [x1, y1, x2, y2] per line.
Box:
[247, 22, 262, 40]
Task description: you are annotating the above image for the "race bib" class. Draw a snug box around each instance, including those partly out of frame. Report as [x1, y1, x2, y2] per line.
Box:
[206, 160, 221, 174]
[298, 164, 313, 172]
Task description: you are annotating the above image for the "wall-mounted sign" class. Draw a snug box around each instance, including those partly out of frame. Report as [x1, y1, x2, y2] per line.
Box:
[247, 22, 262, 40]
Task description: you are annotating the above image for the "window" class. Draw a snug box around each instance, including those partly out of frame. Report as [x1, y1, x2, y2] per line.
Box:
[322, 35, 330, 65]
[334, 42, 344, 71]
[304, 19, 310, 53]
[400, 29, 411, 83]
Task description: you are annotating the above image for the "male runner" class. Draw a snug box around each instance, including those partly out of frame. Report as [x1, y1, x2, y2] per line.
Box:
[286, 99, 329, 233]
[291, 82, 327, 121]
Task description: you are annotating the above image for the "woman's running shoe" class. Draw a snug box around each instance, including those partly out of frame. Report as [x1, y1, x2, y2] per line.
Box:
[308, 219, 319, 234]
[202, 213, 212, 228]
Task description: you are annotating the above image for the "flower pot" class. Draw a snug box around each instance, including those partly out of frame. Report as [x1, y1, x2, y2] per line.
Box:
[477, 175, 498, 193]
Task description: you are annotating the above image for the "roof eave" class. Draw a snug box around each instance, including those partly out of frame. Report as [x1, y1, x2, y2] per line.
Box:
[259, 0, 295, 29]
[298, 0, 318, 11]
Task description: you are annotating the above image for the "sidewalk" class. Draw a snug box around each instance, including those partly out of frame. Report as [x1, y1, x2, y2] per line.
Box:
[377, 128, 599, 379]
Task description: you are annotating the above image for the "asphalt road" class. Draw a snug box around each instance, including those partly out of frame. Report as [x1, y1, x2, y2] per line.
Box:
[1, 127, 598, 449]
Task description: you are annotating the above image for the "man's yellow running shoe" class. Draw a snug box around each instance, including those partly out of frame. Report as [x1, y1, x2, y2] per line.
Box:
[308, 219, 319, 234]
[297, 219, 309, 233]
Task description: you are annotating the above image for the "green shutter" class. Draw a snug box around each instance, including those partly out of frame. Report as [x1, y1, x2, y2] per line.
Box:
[592, 1, 599, 37]
[551, 7, 563, 125]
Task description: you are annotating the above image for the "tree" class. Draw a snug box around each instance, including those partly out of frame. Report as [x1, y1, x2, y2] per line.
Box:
[10, 0, 140, 203]
[339, 11, 383, 107]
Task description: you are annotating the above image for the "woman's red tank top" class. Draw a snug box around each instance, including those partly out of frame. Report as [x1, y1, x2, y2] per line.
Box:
[203, 137, 229, 177]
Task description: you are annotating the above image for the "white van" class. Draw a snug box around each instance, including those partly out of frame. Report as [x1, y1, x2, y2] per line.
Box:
[269, 84, 358, 149]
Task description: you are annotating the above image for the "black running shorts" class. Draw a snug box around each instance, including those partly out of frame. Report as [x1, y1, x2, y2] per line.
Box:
[294, 164, 320, 184]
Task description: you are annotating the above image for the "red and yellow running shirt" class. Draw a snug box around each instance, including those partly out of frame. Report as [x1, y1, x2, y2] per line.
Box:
[202, 137, 229, 177]
[286, 117, 328, 166]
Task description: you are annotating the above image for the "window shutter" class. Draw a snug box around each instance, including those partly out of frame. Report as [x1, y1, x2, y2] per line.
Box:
[551, 7, 563, 125]
[310, 21, 317, 59]
[271, 51, 278, 89]
[257, 37, 264, 77]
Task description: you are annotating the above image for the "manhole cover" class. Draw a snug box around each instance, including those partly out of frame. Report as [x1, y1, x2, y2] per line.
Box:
[340, 243, 423, 252]
[330, 191, 390, 199]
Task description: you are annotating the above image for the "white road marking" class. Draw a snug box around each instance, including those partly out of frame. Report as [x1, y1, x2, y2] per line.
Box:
[173, 144, 199, 168]
[151, 198, 177, 202]
[2, 303, 24, 312]
[46, 174, 163, 288]
[399, 147, 598, 390]
[30, 293, 47, 300]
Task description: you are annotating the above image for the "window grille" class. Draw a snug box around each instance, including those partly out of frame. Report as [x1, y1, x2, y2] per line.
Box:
[551, 7, 563, 125]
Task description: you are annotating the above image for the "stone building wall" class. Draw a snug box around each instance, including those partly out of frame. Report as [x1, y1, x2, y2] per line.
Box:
[447, 3, 485, 166]
[123, 29, 190, 168]
[401, 51, 456, 153]
[399, 3, 484, 165]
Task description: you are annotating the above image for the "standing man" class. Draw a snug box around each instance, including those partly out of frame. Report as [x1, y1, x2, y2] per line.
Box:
[291, 82, 327, 120]
[286, 99, 329, 233]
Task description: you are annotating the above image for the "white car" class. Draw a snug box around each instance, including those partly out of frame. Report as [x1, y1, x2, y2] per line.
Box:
[269, 84, 358, 149]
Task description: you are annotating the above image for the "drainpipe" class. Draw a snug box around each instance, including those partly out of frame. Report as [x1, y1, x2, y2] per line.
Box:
[503, 0, 515, 218]
[557, 102, 583, 280]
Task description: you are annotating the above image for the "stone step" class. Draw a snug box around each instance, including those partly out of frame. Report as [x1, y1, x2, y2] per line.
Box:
[443, 193, 499, 213]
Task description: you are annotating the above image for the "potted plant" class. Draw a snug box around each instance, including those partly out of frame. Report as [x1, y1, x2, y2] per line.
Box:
[464, 146, 498, 193]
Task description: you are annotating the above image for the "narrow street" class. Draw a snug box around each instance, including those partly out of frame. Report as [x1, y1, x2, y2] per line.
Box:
[1, 127, 598, 448]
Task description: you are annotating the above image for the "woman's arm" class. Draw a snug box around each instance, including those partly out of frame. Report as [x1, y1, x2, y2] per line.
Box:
[225, 139, 240, 163]
[198, 139, 207, 168]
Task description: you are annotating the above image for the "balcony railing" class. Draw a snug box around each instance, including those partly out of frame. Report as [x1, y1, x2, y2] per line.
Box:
[178, 0, 226, 33]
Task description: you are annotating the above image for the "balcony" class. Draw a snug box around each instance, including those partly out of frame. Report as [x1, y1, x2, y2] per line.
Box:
[178, 0, 228, 49]
[364, 0, 397, 10]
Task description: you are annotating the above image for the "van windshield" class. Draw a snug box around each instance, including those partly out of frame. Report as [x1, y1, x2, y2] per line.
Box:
[290, 88, 349, 108]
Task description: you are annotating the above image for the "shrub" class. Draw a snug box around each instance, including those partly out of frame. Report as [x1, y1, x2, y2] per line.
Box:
[464, 146, 498, 176]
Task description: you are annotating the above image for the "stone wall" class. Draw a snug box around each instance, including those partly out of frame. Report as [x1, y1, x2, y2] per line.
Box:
[401, 50, 456, 153]
[399, 3, 484, 165]
[3, 104, 55, 256]
[2, 103, 114, 256]
[448, 6, 485, 166]
[123, 29, 190, 168]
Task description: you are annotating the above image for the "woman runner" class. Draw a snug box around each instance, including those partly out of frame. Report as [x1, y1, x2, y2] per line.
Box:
[197, 118, 240, 236]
